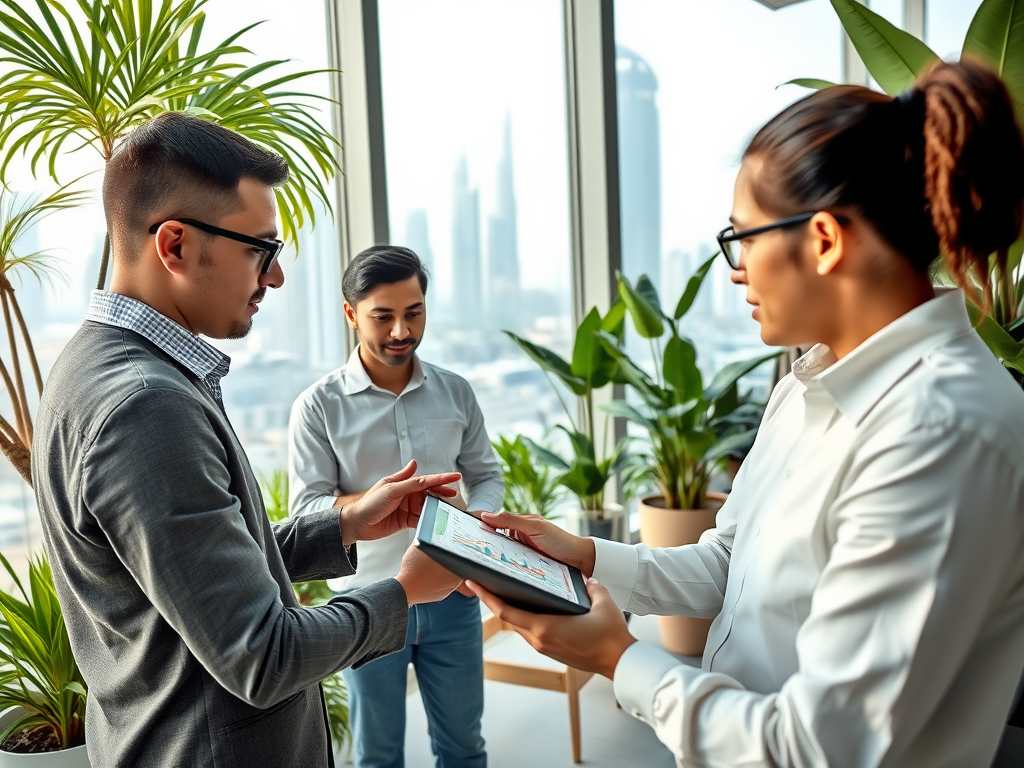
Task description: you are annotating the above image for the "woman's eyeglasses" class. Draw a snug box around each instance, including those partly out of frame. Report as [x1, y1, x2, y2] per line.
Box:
[716, 212, 816, 270]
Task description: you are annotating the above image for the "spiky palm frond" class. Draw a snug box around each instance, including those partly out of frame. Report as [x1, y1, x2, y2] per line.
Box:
[0, 0, 338, 252]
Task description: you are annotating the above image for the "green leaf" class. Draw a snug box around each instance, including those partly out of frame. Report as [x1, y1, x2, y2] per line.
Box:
[571, 306, 615, 389]
[662, 336, 702, 401]
[962, 0, 1024, 119]
[1008, 236, 1024, 274]
[703, 351, 781, 403]
[674, 251, 718, 320]
[505, 331, 587, 396]
[781, 78, 837, 91]
[617, 272, 665, 339]
[635, 274, 663, 317]
[830, 0, 939, 95]
[967, 302, 1024, 373]
[522, 436, 570, 471]
[601, 298, 627, 341]
[600, 399, 655, 430]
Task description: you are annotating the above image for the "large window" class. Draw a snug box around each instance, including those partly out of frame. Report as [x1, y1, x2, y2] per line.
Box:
[614, 0, 843, 395]
[0, 0, 340, 576]
[926, 0, 982, 60]
[378, 0, 573, 442]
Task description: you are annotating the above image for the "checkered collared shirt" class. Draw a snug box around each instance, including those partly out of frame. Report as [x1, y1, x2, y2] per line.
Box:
[86, 290, 231, 407]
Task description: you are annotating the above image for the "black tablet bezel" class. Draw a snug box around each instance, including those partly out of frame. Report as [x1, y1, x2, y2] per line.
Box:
[414, 497, 591, 616]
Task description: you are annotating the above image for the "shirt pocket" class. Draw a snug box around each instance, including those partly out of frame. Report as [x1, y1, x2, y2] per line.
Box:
[422, 419, 465, 471]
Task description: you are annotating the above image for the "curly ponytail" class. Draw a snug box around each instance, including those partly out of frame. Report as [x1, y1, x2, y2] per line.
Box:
[918, 58, 1024, 310]
[744, 58, 1024, 312]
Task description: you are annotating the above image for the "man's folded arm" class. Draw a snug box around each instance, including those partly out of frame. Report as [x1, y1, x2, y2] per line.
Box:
[84, 388, 408, 709]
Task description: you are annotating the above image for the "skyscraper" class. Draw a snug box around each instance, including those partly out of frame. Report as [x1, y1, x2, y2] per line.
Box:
[486, 117, 521, 332]
[616, 46, 662, 299]
[451, 155, 483, 325]
[404, 208, 434, 271]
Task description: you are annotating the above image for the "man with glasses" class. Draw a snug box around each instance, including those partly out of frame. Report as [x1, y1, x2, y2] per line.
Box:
[31, 112, 465, 768]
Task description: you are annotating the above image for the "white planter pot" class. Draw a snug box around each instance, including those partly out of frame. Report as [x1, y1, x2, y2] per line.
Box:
[0, 710, 89, 768]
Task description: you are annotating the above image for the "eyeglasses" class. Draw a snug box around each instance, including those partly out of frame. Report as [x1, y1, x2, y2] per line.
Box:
[148, 218, 283, 274]
[716, 212, 816, 270]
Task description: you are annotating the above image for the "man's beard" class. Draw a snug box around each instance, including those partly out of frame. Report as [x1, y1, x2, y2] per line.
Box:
[226, 287, 267, 339]
[375, 336, 419, 365]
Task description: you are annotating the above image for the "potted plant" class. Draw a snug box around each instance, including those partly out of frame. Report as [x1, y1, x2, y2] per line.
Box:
[259, 471, 350, 753]
[790, 0, 1024, 389]
[0, 185, 90, 485]
[505, 305, 636, 539]
[0, 552, 88, 766]
[491, 435, 565, 520]
[0, 0, 341, 485]
[597, 261, 779, 655]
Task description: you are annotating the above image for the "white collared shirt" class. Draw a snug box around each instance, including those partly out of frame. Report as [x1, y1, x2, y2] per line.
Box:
[595, 289, 1024, 767]
[288, 346, 503, 590]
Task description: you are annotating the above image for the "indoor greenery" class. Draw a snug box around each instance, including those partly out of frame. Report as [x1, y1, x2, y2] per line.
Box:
[0, 551, 86, 753]
[0, 0, 341, 484]
[491, 434, 565, 519]
[597, 260, 779, 511]
[259, 470, 350, 752]
[0, 183, 90, 485]
[791, 0, 1024, 386]
[505, 303, 636, 518]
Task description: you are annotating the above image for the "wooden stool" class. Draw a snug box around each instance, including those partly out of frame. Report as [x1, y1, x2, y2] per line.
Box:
[482, 613, 594, 763]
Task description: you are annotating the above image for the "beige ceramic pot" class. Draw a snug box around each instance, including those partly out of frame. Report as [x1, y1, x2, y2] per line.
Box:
[638, 492, 727, 656]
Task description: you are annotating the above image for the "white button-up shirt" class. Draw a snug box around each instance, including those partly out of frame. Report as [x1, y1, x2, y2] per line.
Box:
[595, 289, 1024, 767]
[288, 347, 504, 590]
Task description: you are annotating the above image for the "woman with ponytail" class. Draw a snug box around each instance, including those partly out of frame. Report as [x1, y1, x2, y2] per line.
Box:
[468, 58, 1024, 767]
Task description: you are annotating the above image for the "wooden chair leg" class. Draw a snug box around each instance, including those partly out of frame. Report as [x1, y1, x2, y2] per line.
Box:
[566, 667, 582, 763]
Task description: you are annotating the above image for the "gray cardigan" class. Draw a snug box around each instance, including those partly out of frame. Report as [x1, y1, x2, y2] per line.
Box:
[31, 322, 409, 768]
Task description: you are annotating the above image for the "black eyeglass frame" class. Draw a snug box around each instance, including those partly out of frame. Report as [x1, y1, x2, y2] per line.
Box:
[716, 212, 817, 270]
[148, 218, 283, 274]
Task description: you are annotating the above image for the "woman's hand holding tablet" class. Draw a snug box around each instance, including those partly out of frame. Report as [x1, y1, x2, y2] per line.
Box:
[413, 498, 592, 615]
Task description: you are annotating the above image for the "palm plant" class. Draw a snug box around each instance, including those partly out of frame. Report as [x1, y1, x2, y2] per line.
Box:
[491, 434, 565, 519]
[0, 0, 340, 484]
[790, 0, 1024, 386]
[0, 550, 86, 752]
[0, 0, 340, 290]
[506, 304, 634, 518]
[0, 183, 90, 486]
[597, 261, 779, 511]
[259, 469, 350, 752]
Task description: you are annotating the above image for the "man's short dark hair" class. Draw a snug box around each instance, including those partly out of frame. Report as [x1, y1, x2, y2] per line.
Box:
[343, 246, 430, 305]
[102, 112, 289, 260]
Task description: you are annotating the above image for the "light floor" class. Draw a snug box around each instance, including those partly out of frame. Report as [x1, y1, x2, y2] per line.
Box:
[337, 612, 698, 768]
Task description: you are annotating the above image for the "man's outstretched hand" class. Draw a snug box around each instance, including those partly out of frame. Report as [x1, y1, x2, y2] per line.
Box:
[339, 460, 460, 545]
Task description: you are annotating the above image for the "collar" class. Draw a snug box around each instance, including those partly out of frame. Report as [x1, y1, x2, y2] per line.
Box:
[791, 288, 972, 424]
[86, 290, 230, 383]
[341, 344, 426, 396]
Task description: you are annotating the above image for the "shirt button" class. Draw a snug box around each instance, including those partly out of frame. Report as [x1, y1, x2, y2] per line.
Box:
[784, 469, 793, 479]
[401, 430, 408, 438]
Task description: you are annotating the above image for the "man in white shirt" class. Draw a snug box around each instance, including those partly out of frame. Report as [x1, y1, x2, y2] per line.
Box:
[289, 245, 503, 768]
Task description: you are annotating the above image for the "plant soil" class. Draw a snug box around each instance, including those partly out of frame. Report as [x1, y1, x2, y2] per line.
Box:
[1, 724, 61, 753]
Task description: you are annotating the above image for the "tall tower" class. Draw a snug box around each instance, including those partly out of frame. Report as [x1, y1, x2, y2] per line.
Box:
[487, 117, 521, 332]
[616, 46, 662, 300]
[451, 156, 483, 324]
[404, 208, 434, 272]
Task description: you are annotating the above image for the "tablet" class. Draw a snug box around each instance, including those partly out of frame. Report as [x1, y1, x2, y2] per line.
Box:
[414, 497, 591, 615]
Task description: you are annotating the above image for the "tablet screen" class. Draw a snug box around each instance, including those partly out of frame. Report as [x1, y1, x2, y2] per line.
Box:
[427, 499, 580, 605]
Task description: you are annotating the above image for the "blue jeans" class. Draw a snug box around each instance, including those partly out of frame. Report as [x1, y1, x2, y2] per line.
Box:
[342, 591, 486, 768]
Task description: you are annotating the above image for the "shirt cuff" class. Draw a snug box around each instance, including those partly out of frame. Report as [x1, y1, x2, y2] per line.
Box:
[592, 537, 640, 610]
[309, 494, 340, 515]
[613, 641, 689, 726]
